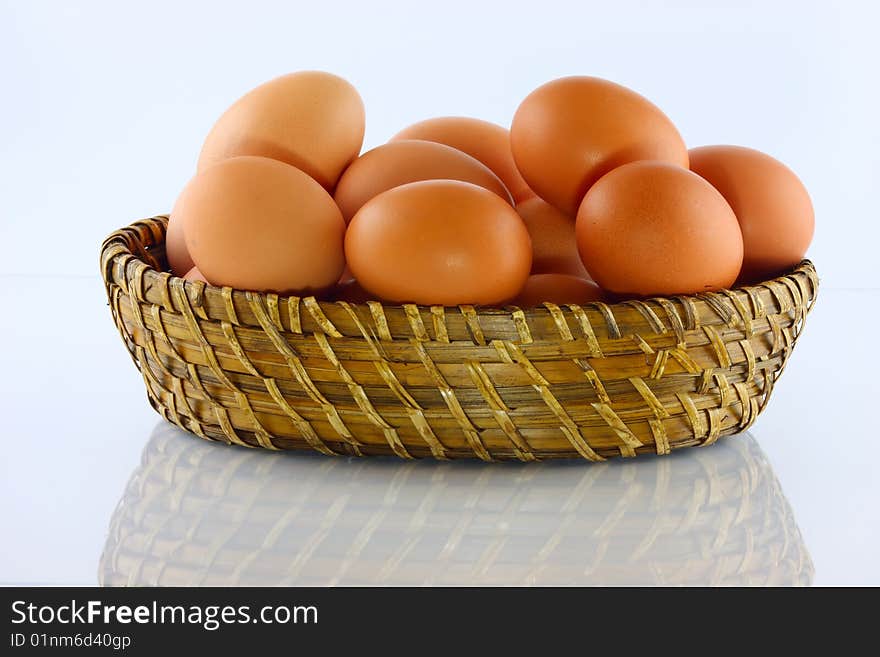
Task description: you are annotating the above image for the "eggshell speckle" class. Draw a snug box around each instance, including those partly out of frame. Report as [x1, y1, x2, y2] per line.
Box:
[689, 145, 814, 282]
[576, 161, 743, 297]
[516, 197, 591, 279]
[198, 71, 365, 190]
[334, 140, 512, 223]
[345, 180, 532, 305]
[511, 76, 688, 215]
[176, 156, 345, 294]
[392, 117, 534, 203]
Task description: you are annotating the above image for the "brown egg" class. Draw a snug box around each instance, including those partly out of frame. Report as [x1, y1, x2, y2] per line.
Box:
[345, 180, 532, 305]
[183, 266, 208, 283]
[333, 140, 512, 223]
[513, 274, 604, 307]
[176, 156, 345, 294]
[511, 76, 689, 215]
[165, 214, 193, 276]
[197, 71, 365, 190]
[688, 145, 814, 282]
[576, 161, 743, 297]
[516, 197, 591, 279]
[391, 117, 535, 203]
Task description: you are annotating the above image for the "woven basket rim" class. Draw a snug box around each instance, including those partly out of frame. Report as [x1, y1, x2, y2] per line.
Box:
[100, 214, 818, 327]
[100, 215, 819, 460]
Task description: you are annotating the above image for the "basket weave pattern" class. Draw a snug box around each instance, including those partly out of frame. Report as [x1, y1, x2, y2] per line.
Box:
[101, 216, 818, 460]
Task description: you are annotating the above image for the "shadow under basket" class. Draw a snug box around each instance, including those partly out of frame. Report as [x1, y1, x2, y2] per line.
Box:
[101, 215, 818, 461]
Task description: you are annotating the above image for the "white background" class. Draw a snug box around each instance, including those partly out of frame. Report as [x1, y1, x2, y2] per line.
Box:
[1, 1, 879, 586]
[2, 0, 878, 286]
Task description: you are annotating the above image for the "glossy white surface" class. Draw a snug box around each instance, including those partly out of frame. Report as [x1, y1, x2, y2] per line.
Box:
[98, 425, 810, 586]
[0, 277, 877, 585]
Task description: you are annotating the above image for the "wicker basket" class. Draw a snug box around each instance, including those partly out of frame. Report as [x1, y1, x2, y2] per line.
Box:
[100, 215, 818, 461]
[98, 421, 813, 586]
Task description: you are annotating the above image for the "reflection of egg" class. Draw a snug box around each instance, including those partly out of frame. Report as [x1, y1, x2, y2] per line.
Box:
[511, 76, 688, 215]
[345, 180, 531, 305]
[197, 71, 364, 190]
[516, 198, 590, 279]
[513, 274, 604, 307]
[576, 161, 743, 297]
[165, 214, 193, 276]
[176, 156, 345, 294]
[333, 140, 512, 223]
[689, 145, 814, 282]
[391, 117, 534, 203]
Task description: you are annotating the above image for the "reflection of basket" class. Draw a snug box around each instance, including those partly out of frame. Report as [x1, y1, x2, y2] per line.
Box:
[101, 216, 818, 460]
[99, 422, 813, 586]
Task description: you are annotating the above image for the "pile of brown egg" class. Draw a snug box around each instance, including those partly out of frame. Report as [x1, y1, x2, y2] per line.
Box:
[167, 71, 814, 306]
